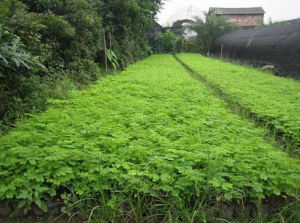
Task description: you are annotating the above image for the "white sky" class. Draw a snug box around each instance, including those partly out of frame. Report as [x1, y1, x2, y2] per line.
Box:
[157, 0, 300, 26]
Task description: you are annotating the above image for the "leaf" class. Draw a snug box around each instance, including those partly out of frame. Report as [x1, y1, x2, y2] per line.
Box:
[40, 201, 48, 212]
[11, 58, 20, 67]
[107, 49, 119, 69]
[18, 200, 27, 208]
[221, 182, 233, 191]
[35, 199, 48, 212]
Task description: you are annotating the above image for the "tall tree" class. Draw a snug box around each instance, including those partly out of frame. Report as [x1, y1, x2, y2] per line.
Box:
[191, 12, 236, 53]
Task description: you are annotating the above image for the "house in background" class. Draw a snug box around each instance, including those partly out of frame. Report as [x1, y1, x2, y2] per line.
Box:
[209, 7, 265, 27]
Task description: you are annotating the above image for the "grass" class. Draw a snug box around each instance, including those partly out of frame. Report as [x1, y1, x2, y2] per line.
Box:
[0, 55, 300, 222]
[176, 53, 300, 153]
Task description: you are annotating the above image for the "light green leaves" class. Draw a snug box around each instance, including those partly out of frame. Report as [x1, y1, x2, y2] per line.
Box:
[0, 54, 300, 213]
[177, 53, 300, 150]
[107, 49, 119, 70]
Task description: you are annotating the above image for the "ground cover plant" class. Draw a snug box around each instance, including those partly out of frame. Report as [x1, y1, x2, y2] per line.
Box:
[176, 53, 300, 153]
[1, 55, 300, 222]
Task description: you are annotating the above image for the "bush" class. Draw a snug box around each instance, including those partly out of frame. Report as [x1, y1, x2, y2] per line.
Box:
[153, 31, 184, 53]
[0, 26, 47, 131]
[67, 59, 102, 87]
[182, 38, 201, 53]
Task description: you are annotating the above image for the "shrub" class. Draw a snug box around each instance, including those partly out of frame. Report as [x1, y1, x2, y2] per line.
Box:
[182, 38, 201, 53]
[0, 26, 47, 131]
[67, 59, 102, 87]
[153, 31, 184, 53]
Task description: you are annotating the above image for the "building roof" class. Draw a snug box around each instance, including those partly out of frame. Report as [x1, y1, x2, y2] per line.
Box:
[209, 7, 265, 15]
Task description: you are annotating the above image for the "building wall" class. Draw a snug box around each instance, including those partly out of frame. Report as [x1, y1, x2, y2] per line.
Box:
[223, 15, 264, 27]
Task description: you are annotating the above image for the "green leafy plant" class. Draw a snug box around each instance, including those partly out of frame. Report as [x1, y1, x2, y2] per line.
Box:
[0, 26, 44, 76]
[1, 55, 299, 222]
[0, 26, 48, 131]
[176, 53, 300, 152]
[107, 49, 119, 69]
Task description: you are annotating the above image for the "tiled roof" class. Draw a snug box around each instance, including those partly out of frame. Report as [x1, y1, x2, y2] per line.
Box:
[209, 7, 265, 15]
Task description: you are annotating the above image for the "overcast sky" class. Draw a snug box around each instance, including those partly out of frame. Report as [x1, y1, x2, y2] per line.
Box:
[157, 0, 300, 26]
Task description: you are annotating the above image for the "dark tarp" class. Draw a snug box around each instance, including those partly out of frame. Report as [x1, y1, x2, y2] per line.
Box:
[211, 19, 300, 79]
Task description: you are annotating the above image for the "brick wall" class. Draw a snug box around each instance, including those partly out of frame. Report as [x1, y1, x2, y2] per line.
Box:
[223, 15, 264, 27]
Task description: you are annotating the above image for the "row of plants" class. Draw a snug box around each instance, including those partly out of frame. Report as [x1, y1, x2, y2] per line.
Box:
[176, 53, 300, 152]
[0, 0, 162, 133]
[1, 55, 300, 222]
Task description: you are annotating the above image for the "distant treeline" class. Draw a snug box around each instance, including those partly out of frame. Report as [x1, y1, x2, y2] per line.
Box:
[0, 0, 162, 132]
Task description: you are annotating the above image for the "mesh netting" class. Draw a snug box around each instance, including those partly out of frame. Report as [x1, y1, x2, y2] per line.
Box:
[211, 19, 300, 79]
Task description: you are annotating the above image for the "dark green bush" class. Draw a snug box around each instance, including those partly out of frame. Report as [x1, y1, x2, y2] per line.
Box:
[182, 38, 201, 53]
[67, 59, 102, 87]
[100, 0, 163, 67]
[0, 26, 47, 131]
[174, 37, 184, 52]
[153, 31, 184, 53]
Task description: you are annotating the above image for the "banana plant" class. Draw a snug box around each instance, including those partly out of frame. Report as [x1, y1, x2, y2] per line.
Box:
[106, 49, 119, 70]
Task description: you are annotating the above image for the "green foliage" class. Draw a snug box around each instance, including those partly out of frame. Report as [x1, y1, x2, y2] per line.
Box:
[182, 38, 201, 53]
[154, 31, 184, 53]
[0, 26, 44, 75]
[176, 53, 300, 152]
[0, 0, 163, 131]
[66, 59, 102, 87]
[99, 0, 163, 67]
[0, 26, 48, 131]
[19, 0, 103, 65]
[0, 55, 299, 221]
[191, 12, 237, 53]
[107, 49, 119, 70]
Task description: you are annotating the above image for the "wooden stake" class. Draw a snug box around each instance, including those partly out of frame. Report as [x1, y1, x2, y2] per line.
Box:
[103, 28, 108, 75]
[221, 44, 224, 58]
[109, 32, 112, 50]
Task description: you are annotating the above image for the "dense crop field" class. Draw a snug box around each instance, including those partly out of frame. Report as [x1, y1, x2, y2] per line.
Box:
[176, 53, 300, 152]
[1, 55, 300, 222]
